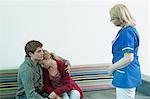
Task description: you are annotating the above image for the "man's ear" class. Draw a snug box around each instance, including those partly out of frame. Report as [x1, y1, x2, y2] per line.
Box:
[29, 52, 33, 57]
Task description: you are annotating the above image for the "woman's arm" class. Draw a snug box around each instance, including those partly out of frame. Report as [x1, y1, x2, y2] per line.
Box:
[43, 68, 54, 94]
[107, 52, 134, 74]
[48, 91, 62, 99]
[53, 61, 73, 96]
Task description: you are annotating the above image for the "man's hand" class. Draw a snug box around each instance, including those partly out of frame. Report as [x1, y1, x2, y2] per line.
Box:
[65, 65, 71, 73]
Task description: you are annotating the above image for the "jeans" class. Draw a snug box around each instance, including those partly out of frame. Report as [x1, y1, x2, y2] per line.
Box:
[62, 90, 80, 99]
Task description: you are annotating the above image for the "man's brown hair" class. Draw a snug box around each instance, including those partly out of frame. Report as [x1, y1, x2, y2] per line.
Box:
[25, 40, 43, 57]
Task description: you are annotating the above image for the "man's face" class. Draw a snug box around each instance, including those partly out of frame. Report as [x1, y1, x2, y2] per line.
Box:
[30, 47, 44, 61]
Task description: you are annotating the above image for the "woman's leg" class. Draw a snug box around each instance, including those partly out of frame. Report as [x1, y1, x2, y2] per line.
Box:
[56, 96, 62, 99]
[116, 87, 136, 99]
[62, 92, 69, 99]
[68, 90, 80, 99]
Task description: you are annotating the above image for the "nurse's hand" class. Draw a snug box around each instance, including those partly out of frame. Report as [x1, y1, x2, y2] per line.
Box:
[107, 65, 115, 75]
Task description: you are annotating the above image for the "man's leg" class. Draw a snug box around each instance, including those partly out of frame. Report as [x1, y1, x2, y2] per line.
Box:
[37, 90, 49, 98]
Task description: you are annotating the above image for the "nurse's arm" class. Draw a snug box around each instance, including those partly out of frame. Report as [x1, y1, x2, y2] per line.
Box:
[107, 53, 134, 74]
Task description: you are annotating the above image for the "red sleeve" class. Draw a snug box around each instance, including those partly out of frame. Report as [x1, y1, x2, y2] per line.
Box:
[42, 68, 54, 94]
[53, 60, 73, 96]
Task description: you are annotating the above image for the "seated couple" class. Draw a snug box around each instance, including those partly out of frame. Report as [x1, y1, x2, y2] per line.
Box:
[16, 40, 83, 99]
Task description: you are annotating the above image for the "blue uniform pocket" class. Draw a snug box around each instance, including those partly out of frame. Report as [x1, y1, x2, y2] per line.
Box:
[116, 70, 125, 74]
[112, 70, 127, 87]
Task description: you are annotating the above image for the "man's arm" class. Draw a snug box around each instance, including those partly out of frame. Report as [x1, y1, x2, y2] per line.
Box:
[51, 52, 71, 65]
[20, 67, 47, 99]
[51, 52, 71, 73]
[58, 56, 71, 73]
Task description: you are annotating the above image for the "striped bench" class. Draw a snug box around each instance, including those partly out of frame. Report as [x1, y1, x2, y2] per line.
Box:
[0, 69, 17, 99]
[0, 64, 113, 98]
[71, 65, 113, 92]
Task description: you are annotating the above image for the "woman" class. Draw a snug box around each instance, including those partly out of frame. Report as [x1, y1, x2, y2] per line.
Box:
[107, 4, 141, 99]
[41, 50, 83, 99]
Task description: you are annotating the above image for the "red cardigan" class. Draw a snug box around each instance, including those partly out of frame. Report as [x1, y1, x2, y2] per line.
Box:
[42, 60, 83, 98]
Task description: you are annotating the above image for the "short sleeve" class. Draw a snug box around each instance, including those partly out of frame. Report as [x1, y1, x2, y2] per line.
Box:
[120, 29, 135, 54]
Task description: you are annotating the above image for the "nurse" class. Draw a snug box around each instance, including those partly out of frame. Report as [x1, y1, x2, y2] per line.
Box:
[107, 4, 141, 99]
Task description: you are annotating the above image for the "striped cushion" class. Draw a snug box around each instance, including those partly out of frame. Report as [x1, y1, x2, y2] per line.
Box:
[0, 69, 17, 98]
[0, 65, 113, 98]
[71, 65, 113, 92]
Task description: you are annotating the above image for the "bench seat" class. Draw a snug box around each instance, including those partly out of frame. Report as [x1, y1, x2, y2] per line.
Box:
[0, 65, 113, 98]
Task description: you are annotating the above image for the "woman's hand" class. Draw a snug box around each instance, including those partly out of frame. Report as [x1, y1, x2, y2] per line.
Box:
[107, 64, 115, 75]
[107, 66, 114, 75]
[56, 96, 62, 99]
[48, 91, 57, 99]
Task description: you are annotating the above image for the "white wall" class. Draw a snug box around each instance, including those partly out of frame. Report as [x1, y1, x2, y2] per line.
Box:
[145, 0, 150, 76]
[0, 0, 149, 76]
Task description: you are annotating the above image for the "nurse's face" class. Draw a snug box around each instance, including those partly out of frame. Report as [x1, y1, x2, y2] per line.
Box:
[110, 17, 122, 26]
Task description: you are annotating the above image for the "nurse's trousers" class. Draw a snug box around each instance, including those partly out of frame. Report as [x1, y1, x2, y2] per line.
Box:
[116, 87, 136, 99]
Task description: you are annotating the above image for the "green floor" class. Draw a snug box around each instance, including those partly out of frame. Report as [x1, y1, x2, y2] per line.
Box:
[83, 89, 150, 99]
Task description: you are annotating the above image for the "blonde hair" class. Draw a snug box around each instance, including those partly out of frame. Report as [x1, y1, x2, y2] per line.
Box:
[43, 50, 51, 60]
[43, 50, 61, 60]
[109, 4, 136, 26]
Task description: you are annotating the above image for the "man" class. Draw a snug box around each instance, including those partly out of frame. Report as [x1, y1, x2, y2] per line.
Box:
[16, 40, 49, 99]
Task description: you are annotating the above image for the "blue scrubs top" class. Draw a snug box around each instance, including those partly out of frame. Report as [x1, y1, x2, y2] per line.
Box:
[112, 26, 141, 88]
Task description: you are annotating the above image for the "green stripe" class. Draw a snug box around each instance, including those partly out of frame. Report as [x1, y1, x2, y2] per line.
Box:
[0, 69, 18, 73]
[0, 87, 17, 91]
[0, 87, 17, 95]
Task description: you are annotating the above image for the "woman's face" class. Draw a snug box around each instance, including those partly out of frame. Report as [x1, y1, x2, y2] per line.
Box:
[40, 54, 56, 69]
[110, 17, 122, 26]
[41, 58, 51, 69]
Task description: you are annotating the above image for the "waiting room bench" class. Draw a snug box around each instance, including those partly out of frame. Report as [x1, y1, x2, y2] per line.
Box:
[0, 64, 113, 99]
